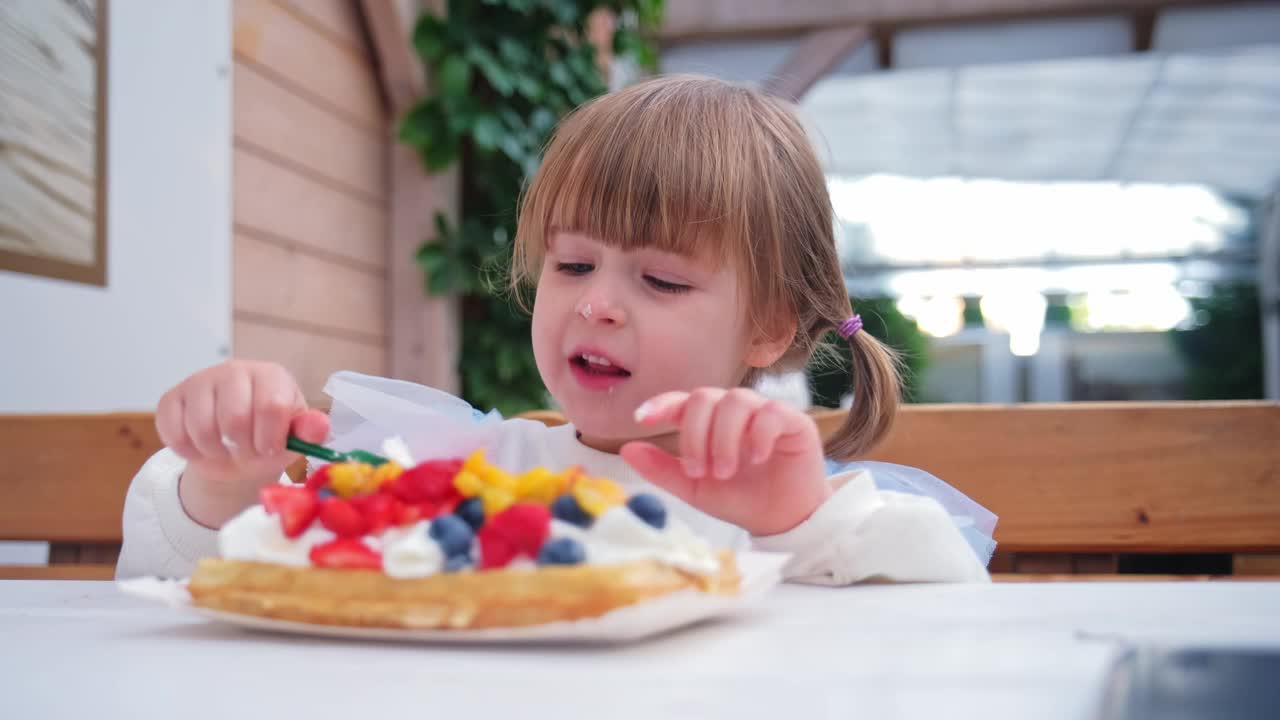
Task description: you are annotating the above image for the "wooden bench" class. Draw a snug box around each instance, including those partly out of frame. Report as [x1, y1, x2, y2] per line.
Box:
[3, 402, 1278, 580]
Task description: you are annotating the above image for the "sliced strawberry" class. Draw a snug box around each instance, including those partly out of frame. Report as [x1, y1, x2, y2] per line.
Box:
[387, 459, 463, 504]
[260, 485, 319, 538]
[351, 493, 396, 534]
[392, 499, 426, 526]
[303, 464, 332, 491]
[309, 538, 381, 570]
[317, 497, 367, 538]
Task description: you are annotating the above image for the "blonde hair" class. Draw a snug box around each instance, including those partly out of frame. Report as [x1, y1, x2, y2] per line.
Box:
[512, 75, 901, 460]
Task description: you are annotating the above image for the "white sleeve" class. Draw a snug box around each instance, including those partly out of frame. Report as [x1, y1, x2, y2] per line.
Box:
[750, 470, 992, 586]
[115, 449, 220, 580]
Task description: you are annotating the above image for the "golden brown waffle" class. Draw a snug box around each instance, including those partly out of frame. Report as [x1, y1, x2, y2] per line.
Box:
[188, 551, 740, 629]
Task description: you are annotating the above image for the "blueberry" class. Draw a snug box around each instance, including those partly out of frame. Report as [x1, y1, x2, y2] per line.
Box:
[316, 488, 335, 500]
[428, 515, 474, 557]
[537, 537, 586, 566]
[443, 554, 471, 573]
[626, 493, 667, 529]
[550, 493, 593, 527]
[454, 497, 486, 531]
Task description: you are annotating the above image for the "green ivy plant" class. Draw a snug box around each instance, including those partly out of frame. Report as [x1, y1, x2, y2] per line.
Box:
[399, 0, 662, 417]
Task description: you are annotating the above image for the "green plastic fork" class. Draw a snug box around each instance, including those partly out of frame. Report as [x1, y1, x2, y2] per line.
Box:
[285, 435, 389, 466]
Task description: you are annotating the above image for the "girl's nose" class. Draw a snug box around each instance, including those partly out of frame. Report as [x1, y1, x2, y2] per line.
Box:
[576, 291, 627, 327]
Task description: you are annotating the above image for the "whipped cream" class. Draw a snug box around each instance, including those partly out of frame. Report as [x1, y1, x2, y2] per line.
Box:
[379, 521, 444, 578]
[219, 506, 336, 567]
[554, 508, 721, 575]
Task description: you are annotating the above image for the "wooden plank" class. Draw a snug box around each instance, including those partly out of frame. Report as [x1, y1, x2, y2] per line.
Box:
[0, 564, 117, 581]
[234, 317, 387, 406]
[0, 413, 161, 543]
[814, 402, 1280, 553]
[662, 0, 1247, 40]
[233, 0, 384, 132]
[277, 0, 370, 56]
[1235, 553, 1280, 576]
[361, 0, 461, 394]
[762, 25, 870, 101]
[358, 0, 427, 116]
[234, 60, 387, 200]
[234, 233, 387, 340]
[234, 146, 387, 270]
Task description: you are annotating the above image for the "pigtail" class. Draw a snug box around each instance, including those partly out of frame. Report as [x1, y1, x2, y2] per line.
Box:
[823, 328, 903, 461]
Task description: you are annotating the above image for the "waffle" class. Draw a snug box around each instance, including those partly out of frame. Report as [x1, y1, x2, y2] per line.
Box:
[188, 550, 740, 629]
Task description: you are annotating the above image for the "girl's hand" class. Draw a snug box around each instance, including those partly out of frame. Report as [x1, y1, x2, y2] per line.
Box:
[620, 388, 832, 536]
[156, 360, 329, 527]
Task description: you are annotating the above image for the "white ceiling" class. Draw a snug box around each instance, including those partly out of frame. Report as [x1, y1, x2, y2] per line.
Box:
[664, 3, 1280, 199]
[802, 43, 1280, 199]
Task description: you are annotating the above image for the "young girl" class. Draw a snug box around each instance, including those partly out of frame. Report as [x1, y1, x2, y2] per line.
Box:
[118, 75, 995, 584]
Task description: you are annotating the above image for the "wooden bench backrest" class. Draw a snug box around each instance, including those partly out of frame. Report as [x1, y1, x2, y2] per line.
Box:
[3, 402, 1278, 578]
[817, 402, 1280, 554]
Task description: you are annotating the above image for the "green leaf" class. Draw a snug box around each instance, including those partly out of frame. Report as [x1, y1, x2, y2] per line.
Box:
[424, 135, 458, 169]
[530, 107, 556, 134]
[411, 14, 447, 61]
[549, 61, 572, 88]
[472, 114, 504, 150]
[467, 45, 515, 96]
[497, 37, 533, 66]
[436, 55, 472, 98]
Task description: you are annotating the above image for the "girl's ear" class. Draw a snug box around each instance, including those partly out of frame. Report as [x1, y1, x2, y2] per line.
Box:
[745, 314, 798, 369]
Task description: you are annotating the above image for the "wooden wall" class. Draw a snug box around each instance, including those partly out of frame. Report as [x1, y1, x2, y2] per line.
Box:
[230, 0, 391, 405]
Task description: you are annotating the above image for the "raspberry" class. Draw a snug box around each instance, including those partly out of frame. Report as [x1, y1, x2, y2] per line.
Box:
[477, 503, 550, 569]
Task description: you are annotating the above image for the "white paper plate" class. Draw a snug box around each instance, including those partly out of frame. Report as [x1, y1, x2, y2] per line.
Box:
[118, 551, 790, 644]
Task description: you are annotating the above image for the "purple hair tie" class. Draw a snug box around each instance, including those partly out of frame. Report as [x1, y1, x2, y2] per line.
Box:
[838, 314, 863, 340]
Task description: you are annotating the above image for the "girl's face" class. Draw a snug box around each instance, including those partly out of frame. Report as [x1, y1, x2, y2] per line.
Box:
[532, 231, 763, 449]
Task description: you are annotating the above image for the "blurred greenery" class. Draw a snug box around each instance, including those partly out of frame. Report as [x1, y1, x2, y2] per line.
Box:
[807, 297, 930, 407]
[1169, 284, 1264, 400]
[400, 0, 663, 416]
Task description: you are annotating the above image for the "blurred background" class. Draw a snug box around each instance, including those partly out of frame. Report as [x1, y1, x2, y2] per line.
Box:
[1, 0, 1277, 420]
[657, 1, 1280, 409]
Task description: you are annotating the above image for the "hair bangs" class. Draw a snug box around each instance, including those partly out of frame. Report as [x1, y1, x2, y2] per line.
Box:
[514, 76, 761, 288]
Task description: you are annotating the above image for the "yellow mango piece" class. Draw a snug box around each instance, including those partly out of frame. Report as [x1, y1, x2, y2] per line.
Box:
[453, 470, 485, 498]
[328, 462, 375, 498]
[371, 461, 404, 490]
[481, 486, 516, 516]
[572, 476, 627, 517]
[462, 449, 489, 476]
[515, 467, 560, 504]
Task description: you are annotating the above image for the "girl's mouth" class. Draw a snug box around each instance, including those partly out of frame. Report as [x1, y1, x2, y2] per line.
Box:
[568, 352, 631, 390]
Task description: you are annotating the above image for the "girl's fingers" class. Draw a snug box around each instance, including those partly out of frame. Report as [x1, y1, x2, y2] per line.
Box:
[156, 390, 197, 460]
[215, 368, 254, 461]
[290, 408, 331, 444]
[745, 401, 788, 466]
[184, 381, 229, 461]
[619, 441, 696, 503]
[252, 368, 300, 457]
[633, 391, 690, 427]
[678, 388, 723, 478]
[708, 389, 767, 479]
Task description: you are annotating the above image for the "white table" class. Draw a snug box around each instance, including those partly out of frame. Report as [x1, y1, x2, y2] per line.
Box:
[2, 580, 1278, 719]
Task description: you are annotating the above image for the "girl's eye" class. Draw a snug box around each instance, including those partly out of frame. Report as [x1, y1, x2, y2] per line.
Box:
[644, 275, 691, 294]
[556, 262, 593, 275]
